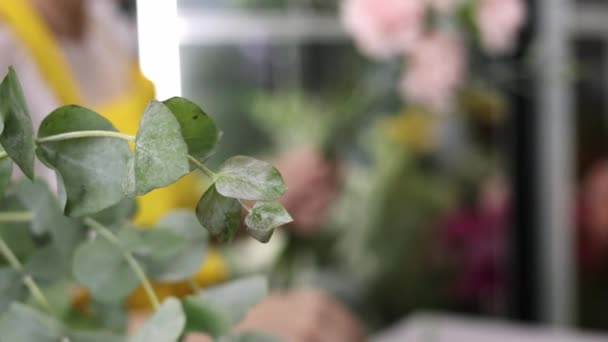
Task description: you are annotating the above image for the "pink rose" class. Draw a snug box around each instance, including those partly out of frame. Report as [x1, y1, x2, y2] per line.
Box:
[476, 0, 527, 54]
[341, 0, 426, 59]
[399, 33, 467, 112]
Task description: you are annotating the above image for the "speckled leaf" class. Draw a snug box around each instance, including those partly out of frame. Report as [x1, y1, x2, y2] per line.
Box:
[116, 227, 185, 261]
[88, 198, 137, 228]
[0, 303, 65, 342]
[163, 97, 221, 163]
[146, 210, 208, 282]
[130, 297, 185, 342]
[36, 105, 131, 217]
[0, 67, 35, 179]
[24, 246, 68, 284]
[15, 180, 61, 235]
[0, 147, 12, 196]
[0, 268, 26, 313]
[73, 238, 139, 302]
[125, 101, 190, 196]
[244, 202, 292, 243]
[195, 184, 241, 243]
[216, 156, 286, 201]
[183, 276, 268, 338]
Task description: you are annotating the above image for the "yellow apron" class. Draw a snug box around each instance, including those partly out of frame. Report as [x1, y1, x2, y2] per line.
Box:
[0, 0, 227, 310]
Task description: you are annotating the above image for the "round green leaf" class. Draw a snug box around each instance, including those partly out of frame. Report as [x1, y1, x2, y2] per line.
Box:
[163, 97, 221, 163]
[244, 201, 292, 243]
[0, 66, 36, 179]
[181, 296, 229, 338]
[88, 198, 138, 228]
[0, 148, 13, 196]
[195, 184, 241, 243]
[146, 210, 208, 282]
[125, 101, 190, 196]
[15, 179, 64, 235]
[117, 227, 185, 260]
[0, 196, 35, 259]
[24, 246, 68, 284]
[216, 156, 286, 201]
[130, 297, 185, 342]
[0, 303, 65, 342]
[0, 268, 26, 313]
[182, 276, 268, 338]
[73, 239, 139, 302]
[36, 105, 131, 217]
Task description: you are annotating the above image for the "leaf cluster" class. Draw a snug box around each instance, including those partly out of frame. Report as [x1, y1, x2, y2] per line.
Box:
[0, 67, 292, 341]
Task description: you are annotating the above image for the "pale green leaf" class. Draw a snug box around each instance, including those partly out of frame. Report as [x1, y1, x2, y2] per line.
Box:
[195, 184, 241, 242]
[88, 198, 137, 228]
[15, 179, 61, 235]
[244, 201, 292, 243]
[184, 276, 268, 337]
[73, 239, 139, 302]
[116, 227, 185, 261]
[181, 296, 229, 338]
[130, 297, 185, 342]
[24, 246, 68, 284]
[0, 303, 65, 342]
[0, 195, 35, 259]
[163, 97, 221, 163]
[0, 268, 26, 313]
[216, 156, 286, 201]
[36, 105, 131, 217]
[0, 66, 36, 179]
[0, 148, 12, 196]
[125, 101, 190, 196]
[146, 210, 208, 282]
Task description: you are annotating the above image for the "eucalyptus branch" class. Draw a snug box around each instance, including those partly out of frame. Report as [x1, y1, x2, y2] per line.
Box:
[0, 211, 34, 222]
[83, 217, 160, 310]
[0, 233, 53, 314]
[188, 156, 216, 181]
[36, 130, 218, 181]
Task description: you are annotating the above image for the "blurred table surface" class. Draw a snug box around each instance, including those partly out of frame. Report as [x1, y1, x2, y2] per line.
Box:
[371, 313, 607, 342]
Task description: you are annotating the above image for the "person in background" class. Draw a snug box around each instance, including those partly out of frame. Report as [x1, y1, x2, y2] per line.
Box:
[0, 0, 362, 341]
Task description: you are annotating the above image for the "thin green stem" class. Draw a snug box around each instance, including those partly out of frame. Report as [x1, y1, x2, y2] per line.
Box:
[37, 131, 218, 183]
[36, 131, 135, 144]
[0, 234, 52, 313]
[0, 211, 34, 222]
[83, 217, 160, 310]
[188, 156, 217, 181]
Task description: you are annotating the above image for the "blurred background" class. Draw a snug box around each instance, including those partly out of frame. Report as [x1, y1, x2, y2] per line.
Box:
[5, 0, 608, 339]
[133, 0, 608, 336]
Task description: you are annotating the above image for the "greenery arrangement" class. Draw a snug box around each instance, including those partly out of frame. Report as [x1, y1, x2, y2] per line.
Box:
[0, 66, 293, 342]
